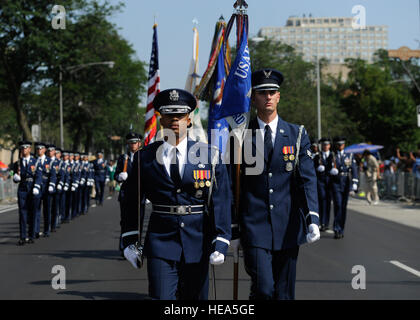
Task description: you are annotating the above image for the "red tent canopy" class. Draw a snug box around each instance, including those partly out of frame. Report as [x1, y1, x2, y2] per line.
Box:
[0, 161, 8, 169]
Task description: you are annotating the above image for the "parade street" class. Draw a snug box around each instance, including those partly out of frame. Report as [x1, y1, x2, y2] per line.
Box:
[0, 194, 419, 300]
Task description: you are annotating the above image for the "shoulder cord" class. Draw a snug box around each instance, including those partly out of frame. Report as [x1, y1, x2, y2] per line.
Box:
[293, 125, 305, 176]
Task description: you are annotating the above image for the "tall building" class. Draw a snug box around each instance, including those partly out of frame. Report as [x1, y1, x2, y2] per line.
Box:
[256, 15, 388, 64]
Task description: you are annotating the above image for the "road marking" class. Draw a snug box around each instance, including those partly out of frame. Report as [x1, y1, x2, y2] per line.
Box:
[91, 204, 97, 208]
[389, 260, 420, 278]
[107, 196, 112, 200]
[0, 238, 11, 244]
[325, 230, 334, 234]
[0, 205, 19, 214]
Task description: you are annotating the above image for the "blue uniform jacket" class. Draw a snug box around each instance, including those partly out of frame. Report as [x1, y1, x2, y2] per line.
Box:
[313, 152, 335, 183]
[239, 117, 319, 251]
[121, 140, 232, 264]
[71, 161, 81, 189]
[12, 157, 43, 193]
[52, 159, 65, 193]
[332, 151, 359, 187]
[88, 161, 95, 185]
[79, 162, 89, 187]
[93, 159, 108, 183]
[37, 157, 57, 194]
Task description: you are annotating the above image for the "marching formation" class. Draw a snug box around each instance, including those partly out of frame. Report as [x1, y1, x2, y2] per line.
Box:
[312, 137, 358, 239]
[116, 68, 354, 300]
[9, 66, 360, 301]
[12, 142, 109, 245]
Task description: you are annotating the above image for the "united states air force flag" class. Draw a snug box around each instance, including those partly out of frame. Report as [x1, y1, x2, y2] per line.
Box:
[208, 42, 230, 156]
[213, 22, 251, 144]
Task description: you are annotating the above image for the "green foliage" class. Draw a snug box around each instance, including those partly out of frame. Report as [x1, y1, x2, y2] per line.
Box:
[0, 0, 147, 156]
[340, 52, 420, 155]
[248, 39, 360, 142]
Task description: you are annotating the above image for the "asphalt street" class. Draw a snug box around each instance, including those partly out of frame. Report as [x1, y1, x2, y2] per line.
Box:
[0, 192, 419, 300]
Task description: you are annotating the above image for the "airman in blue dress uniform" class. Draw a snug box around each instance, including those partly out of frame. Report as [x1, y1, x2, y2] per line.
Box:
[64, 152, 75, 223]
[121, 89, 232, 300]
[330, 137, 359, 239]
[93, 151, 107, 206]
[313, 138, 334, 231]
[71, 152, 81, 219]
[80, 153, 92, 214]
[115, 132, 142, 255]
[233, 69, 320, 300]
[47, 145, 61, 232]
[12, 141, 43, 245]
[32, 142, 56, 238]
[53, 148, 66, 229]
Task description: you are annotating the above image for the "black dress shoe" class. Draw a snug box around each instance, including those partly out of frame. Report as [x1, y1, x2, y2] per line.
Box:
[35, 233, 40, 239]
[18, 239, 25, 246]
[28, 239, 34, 244]
[43, 233, 50, 238]
[320, 225, 326, 232]
[334, 232, 340, 239]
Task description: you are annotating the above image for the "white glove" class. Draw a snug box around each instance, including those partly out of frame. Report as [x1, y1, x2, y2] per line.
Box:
[124, 246, 140, 269]
[118, 172, 128, 181]
[48, 186, 54, 193]
[352, 183, 358, 191]
[32, 188, 39, 196]
[57, 184, 62, 191]
[13, 173, 21, 182]
[71, 186, 76, 192]
[64, 186, 69, 191]
[330, 168, 339, 176]
[210, 251, 225, 265]
[106, 178, 110, 183]
[306, 224, 321, 244]
[80, 179, 85, 185]
[317, 165, 325, 173]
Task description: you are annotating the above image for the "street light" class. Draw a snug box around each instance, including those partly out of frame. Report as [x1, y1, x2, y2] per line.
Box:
[59, 61, 114, 149]
[315, 49, 322, 141]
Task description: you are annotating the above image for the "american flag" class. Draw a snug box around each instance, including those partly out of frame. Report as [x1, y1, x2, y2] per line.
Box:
[144, 24, 160, 146]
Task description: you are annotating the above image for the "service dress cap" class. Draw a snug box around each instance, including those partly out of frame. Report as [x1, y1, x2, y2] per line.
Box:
[153, 89, 197, 115]
[252, 69, 284, 91]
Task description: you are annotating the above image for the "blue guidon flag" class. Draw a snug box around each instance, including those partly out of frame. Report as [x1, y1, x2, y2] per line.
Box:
[208, 41, 230, 156]
[213, 20, 251, 143]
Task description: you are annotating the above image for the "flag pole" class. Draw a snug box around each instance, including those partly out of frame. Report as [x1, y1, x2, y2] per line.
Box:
[231, 0, 248, 301]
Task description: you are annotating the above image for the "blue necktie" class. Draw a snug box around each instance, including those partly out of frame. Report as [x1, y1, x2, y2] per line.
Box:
[170, 148, 181, 186]
[264, 125, 273, 163]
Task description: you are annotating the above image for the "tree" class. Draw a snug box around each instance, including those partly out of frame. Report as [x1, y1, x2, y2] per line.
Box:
[0, 0, 147, 153]
[339, 52, 420, 154]
[248, 39, 359, 142]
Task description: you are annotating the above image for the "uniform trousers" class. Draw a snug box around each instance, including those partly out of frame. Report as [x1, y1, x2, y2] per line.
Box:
[147, 255, 209, 300]
[317, 179, 332, 227]
[243, 246, 299, 300]
[95, 180, 105, 204]
[17, 190, 33, 239]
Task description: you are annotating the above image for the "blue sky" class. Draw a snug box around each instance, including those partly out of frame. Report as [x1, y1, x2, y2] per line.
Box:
[108, 0, 420, 98]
